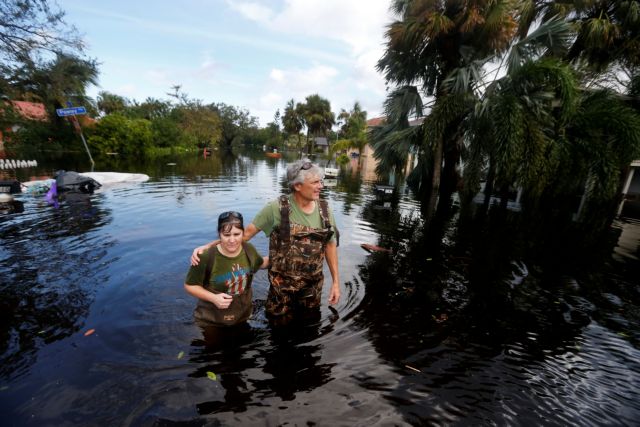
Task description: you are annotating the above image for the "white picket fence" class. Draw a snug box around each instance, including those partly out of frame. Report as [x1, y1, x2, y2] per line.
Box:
[0, 159, 38, 169]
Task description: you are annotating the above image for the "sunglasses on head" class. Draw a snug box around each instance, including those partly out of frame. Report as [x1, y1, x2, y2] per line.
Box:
[219, 211, 243, 221]
[298, 161, 313, 172]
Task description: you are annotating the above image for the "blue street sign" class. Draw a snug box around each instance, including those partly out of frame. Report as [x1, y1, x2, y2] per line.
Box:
[56, 106, 87, 117]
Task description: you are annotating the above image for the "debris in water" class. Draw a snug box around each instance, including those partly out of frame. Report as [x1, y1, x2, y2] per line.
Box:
[84, 329, 96, 336]
[206, 371, 217, 381]
[360, 243, 391, 253]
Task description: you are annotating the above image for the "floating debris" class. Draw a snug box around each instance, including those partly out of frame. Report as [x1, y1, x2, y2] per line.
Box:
[206, 371, 217, 381]
[360, 243, 392, 253]
[84, 329, 96, 336]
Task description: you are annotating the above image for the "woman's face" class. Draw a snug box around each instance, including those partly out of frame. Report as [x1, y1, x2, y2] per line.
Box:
[219, 224, 243, 254]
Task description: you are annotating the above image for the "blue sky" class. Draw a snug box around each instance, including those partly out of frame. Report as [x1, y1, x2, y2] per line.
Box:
[58, 0, 395, 126]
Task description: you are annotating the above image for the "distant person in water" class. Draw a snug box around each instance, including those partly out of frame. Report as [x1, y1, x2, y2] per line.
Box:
[184, 211, 268, 326]
[191, 158, 340, 323]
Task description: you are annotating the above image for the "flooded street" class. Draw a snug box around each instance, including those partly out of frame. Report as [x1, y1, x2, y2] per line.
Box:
[1, 150, 639, 426]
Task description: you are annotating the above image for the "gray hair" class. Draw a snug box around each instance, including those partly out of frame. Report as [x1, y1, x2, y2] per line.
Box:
[286, 158, 324, 191]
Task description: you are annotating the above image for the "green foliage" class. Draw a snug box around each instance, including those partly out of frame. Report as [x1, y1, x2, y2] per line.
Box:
[211, 103, 259, 148]
[0, 0, 84, 67]
[376, 0, 640, 228]
[173, 104, 222, 148]
[151, 117, 182, 148]
[88, 114, 152, 157]
[97, 91, 129, 115]
[337, 102, 368, 156]
[302, 94, 335, 138]
[336, 153, 350, 165]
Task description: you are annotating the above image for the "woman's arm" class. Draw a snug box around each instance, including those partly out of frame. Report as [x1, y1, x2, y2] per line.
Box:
[184, 283, 232, 309]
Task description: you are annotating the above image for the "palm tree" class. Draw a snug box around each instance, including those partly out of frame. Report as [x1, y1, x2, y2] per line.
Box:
[376, 0, 520, 204]
[301, 94, 334, 154]
[457, 15, 640, 226]
[517, 0, 640, 72]
[282, 98, 304, 150]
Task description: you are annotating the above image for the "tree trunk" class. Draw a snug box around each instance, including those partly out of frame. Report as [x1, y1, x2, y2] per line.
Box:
[482, 158, 496, 214]
[431, 138, 443, 197]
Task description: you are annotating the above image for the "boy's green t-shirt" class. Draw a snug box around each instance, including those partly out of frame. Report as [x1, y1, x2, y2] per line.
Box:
[185, 243, 263, 295]
[252, 195, 338, 243]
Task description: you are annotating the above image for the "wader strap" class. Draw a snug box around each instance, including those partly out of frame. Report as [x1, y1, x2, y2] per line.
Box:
[242, 242, 259, 275]
[203, 247, 217, 286]
[278, 195, 291, 248]
[319, 199, 339, 246]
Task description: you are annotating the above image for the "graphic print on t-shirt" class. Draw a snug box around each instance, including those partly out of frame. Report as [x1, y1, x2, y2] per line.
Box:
[214, 263, 251, 295]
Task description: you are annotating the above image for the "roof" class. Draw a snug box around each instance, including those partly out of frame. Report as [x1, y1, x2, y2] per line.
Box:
[366, 117, 386, 127]
[366, 116, 424, 127]
[10, 101, 48, 121]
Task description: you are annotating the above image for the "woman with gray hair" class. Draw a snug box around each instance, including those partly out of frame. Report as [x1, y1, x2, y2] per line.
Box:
[191, 158, 340, 323]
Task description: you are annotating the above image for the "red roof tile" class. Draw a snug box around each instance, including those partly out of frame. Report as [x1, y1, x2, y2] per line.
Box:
[11, 101, 48, 121]
[366, 117, 386, 127]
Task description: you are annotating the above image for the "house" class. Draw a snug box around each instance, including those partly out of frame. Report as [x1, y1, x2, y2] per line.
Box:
[617, 160, 640, 218]
[347, 116, 422, 182]
[314, 136, 329, 154]
[0, 101, 48, 149]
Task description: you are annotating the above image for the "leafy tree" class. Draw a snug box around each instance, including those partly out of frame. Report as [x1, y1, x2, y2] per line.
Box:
[151, 116, 183, 148]
[97, 91, 129, 115]
[338, 101, 368, 157]
[0, 0, 83, 66]
[128, 97, 172, 121]
[8, 52, 98, 119]
[211, 102, 259, 149]
[88, 113, 152, 157]
[174, 103, 222, 148]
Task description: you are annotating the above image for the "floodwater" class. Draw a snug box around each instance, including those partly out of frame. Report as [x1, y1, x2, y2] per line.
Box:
[1, 150, 639, 426]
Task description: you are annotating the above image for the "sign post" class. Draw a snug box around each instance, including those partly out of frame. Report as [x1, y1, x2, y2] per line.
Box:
[56, 104, 94, 170]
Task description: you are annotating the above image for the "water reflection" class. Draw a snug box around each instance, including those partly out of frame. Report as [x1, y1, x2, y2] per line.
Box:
[0, 189, 113, 380]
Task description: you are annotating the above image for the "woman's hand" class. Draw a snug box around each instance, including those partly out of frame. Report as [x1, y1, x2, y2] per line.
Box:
[211, 292, 233, 309]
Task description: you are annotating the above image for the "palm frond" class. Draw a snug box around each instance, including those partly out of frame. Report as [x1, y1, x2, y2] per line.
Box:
[507, 16, 573, 73]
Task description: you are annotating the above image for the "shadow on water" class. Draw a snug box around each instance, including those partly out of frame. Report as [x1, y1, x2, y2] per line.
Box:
[352, 191, 640, 424]
[183, 310, 339, 417]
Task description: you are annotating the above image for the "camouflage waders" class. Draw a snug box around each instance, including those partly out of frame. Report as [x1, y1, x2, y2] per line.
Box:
[265, 195, 335, 317]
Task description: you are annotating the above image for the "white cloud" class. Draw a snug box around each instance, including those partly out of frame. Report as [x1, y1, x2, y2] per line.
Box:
[229, 0, 392, 55]
[228, 0, 392, 124]
[270, 68, 285, 82]
[226, 2, 274, 25]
